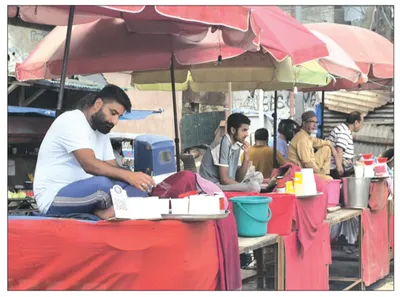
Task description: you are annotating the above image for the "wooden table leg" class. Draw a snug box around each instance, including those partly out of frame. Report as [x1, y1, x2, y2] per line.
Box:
[327, 264, 330, 290]
[277, 237, 285, 291]
[254, 248, 265, 290]
[273, 242, 278, 290]
[359, 214, 365, 290]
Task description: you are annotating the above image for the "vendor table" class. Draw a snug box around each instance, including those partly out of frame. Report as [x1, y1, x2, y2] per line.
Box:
[8, 217, 220, 290]
[238, 234, 284, 290]
[325, 208, 364, 291]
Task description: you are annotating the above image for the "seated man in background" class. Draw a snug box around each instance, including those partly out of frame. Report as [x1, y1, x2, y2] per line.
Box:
[34, 85, 155, 220]
[328, 111, 364, 179]
[276, 119, 301, 158]
[244, 128, 287, 179]
[288, 110, 340, 179]
[199, 113, 263, 192]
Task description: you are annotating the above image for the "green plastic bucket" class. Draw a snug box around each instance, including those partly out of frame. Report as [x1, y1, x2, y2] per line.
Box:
[230, 196, 273, 237]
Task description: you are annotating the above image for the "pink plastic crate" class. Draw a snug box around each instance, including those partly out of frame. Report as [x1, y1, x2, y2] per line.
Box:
[327, 179, 341, 206]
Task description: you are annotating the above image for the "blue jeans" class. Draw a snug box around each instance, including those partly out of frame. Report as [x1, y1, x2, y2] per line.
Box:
[46, 176, 147, 216]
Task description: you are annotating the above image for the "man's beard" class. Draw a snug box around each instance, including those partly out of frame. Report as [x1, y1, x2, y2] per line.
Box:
[233, 131, 244, 143]
[91, 109, 114, 134]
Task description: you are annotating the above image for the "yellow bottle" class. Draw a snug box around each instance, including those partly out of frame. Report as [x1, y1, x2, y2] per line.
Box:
[294, 172, 304, 196]
[285, 181, 294, 194]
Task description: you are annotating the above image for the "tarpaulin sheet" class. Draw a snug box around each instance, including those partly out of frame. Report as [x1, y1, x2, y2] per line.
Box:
[388, 199, 394, 259]
[292, 175, 329, 257]
[390, 214, 394, 259]
[119, 109, 163, 121]
[152, 171, 241, 291]
[8, 106, 56, 117]
[269, 164, 329, 256]
[361, 204, 390, 287]
[8, 218, 219, 290]
[368, 180, 389, 211]
[283, 222, 331, 290]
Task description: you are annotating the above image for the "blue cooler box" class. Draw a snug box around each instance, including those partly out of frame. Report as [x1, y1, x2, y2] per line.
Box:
[134, 134, 176, 175]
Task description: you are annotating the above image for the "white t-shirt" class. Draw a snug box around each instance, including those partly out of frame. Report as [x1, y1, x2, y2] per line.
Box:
[34, 109, 115, 214]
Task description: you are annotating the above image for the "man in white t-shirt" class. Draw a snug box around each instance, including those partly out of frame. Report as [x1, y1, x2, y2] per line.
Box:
[328, 111, 364, 179]
[328, 111, 363, 254]
[34, 84, 155, 220]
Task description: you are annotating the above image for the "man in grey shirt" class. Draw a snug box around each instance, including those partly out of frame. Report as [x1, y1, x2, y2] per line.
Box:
[199, 113, 263, 192]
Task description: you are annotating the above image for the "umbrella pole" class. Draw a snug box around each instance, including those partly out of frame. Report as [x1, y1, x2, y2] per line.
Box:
[169, 53, 181, 172]
[273, 90, 278, 168]
[56, 5, 75, 115]
[320, 91, 325, 139]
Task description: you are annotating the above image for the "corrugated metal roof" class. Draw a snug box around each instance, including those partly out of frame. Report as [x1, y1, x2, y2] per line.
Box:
[35, 78, 105, 92]
[9, 74, 132, 92]
[353, 141, 393, 157]
[323, 102, 394, 136]
[323, 101, 394, 157]
[352, 123, 393, 145]
[324, 90, 393, 116]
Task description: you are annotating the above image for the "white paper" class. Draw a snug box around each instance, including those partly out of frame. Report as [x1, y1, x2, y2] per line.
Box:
[171, 198, 189, 214]
[110, 185, 131, 219]
[188, 195, 220, 215]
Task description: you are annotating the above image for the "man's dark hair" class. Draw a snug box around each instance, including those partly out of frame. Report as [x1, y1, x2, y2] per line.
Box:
[346, 111, 362, 124]
[255, 128, 269, 142]
[227, 113, 251, 134]
[82, 84, 132, 112]
[278, 119, 301, 142]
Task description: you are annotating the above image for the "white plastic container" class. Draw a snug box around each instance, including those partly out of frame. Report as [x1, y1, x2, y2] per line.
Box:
[354, 165, 364, 178]
[301, 168, 317, 195]
[364, 165, 375, 178]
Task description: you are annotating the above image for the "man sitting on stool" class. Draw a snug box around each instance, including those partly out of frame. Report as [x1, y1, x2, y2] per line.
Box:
[288, 110, 341, 180]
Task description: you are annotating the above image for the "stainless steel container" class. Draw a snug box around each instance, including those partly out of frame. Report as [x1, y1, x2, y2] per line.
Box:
[342, 177, 371, 209]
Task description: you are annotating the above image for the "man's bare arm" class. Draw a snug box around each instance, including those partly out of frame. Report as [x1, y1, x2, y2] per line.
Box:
[73, 149, 155, 190]
[106, 159, 119, 168]
[219, 166, 238, 185]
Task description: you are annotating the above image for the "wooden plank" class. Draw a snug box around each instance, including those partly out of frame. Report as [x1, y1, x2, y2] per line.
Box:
[277, 237, 285, 291]
[8, 82, 19, 94]
[330, 277, 361, 282]
[254, 248, 265, 289]
[344, 279, 362, 291]
[325, 209, 362, 226]
[238, 234, 279, 254]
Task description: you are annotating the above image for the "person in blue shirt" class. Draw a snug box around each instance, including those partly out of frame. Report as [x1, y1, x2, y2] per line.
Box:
[269, 119, 301, 159]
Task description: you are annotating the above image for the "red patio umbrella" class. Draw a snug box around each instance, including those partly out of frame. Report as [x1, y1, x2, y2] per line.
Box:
[13, 5, 262, 50]
[13, 6, 329, 171]
[15, 18, 248, 81]
[302, 23, 393, 138]
[11, 5, 265, 172]
[16, 7, 330, 81]
[304, 23, 393, 91]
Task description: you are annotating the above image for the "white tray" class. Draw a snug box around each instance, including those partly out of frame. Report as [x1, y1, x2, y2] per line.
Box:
[161, 211, 230, 221]
[370, 176, 389, 180]
[296, 192, 323, 199]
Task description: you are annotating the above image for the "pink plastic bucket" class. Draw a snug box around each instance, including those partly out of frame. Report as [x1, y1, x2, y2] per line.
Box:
[327, 179, 341, 206]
